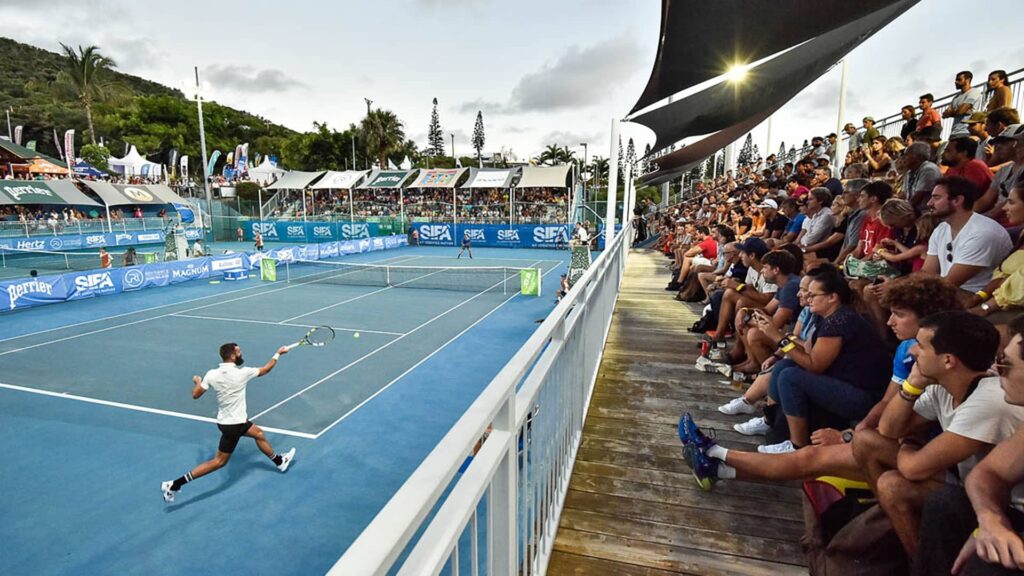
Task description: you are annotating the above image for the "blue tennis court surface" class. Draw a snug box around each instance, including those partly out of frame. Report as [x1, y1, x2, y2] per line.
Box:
[0, 245, 567, 575]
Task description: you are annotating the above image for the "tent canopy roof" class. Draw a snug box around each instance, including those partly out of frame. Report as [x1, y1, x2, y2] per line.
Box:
[514, 165, 571, 189]
[408, 168, 468, 188]
[629, 0, 907, 115]
[310, 170, 368, 190]
[360, 170, 416, 189]
[463, 168, 519, 189]
[81, 181, 179, 207]
[0, 179, 101, 206]
[265, 170, 326, 190]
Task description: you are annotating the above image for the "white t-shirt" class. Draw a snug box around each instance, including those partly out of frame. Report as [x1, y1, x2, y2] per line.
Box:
[744, 266, 777, 294]
[914, 376, 1024, 484]
[576, 227, 590, 242]
[949, 88, 985, 137]
[200, 362, 261, 424]
[927, 213, 1013, 292]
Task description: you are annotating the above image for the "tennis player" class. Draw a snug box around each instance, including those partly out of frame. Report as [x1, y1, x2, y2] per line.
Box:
[161, 343, 294, 503]
[457, 230, 473, 259]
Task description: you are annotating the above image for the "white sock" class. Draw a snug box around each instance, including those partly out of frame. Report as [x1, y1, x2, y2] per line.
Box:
[707, 444, 729, 461]
[717, 463, 737, 479]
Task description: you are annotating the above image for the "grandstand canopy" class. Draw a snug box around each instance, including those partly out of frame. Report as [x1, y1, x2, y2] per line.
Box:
[515, 165, 572, 189]
[463, 168, 518, 188]
[360, 170, 416, 189]
[629, 0, 911, 115]
[81, 181, 184, 207]
[0, 179, 101, 206]
[310, 170, 368, 190]
[408, 168, 468, 188]
[266, 170, 326, 190]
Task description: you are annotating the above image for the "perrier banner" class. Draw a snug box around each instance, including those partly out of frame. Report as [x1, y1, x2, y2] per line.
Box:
[261, 257, 277, 282]
[520, 268, 541, 296]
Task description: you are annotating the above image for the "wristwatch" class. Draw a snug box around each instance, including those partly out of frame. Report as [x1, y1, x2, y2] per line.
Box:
[842, 430, 854, 443]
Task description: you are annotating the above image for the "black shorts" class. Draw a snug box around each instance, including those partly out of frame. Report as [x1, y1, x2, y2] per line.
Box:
[461, 241, 471, 248]
[217, 421, 253, 453]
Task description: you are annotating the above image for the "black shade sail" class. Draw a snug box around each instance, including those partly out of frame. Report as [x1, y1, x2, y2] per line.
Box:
[629, 0, 911, 115]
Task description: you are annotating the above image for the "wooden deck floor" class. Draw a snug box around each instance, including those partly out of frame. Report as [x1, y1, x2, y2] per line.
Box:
[548, 249, 807, 576]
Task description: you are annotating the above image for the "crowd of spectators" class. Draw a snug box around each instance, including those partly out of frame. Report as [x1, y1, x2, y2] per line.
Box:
[657, 67, 1024, 573]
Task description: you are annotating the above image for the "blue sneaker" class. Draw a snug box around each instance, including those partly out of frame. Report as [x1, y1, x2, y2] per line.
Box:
[678, 412, 715, 449]
[683, 442, 720, 491]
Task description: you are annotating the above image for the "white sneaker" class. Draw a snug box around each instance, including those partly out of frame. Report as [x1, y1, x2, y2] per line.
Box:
[734, 416, 771, 436]
[161, 480, 175, 503]
[718, 397, 756, 415]
[277, 448, 296, 472]
[757, 440, 796, 454]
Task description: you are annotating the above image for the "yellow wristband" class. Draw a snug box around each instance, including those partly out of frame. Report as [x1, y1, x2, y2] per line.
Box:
[977, 290, 990, 301]
[902, 381, 924, 397]
[973, 527, 980, 538]
[736, 283, 746, 292]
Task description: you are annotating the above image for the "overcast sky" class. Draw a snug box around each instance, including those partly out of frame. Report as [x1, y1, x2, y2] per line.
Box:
[4, 0, 1023, 165]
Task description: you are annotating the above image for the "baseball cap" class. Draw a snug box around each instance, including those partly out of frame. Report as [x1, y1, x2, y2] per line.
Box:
[992, 124, 1024, 143]
[964, 111, 988, 125]
[737, 237, 769, 258]
[863, 116, 875, 123]
[758, 199, 778, 209]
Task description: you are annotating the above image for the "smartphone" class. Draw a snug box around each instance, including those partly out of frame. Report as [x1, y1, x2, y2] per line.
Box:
[871, 276, 885, 285]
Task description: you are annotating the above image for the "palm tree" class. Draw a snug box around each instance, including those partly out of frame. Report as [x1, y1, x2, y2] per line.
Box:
[557, 146, 575, 164]
[537, 144, 560, 165]
[361, 109, 405, 169]
[54, 44, 120, 145]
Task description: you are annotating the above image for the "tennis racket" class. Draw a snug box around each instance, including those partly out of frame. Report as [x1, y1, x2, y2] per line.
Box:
[285, 325, 335, 350]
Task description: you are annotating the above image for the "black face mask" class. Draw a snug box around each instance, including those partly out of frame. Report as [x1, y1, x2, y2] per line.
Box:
[234, 356, 245, 366]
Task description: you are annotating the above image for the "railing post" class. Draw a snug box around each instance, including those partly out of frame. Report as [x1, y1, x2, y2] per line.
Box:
[490, 391, 517, 576]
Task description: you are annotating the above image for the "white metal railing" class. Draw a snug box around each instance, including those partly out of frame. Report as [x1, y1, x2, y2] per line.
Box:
[330, 223, 631, 576]
[0, 216, 177, 238]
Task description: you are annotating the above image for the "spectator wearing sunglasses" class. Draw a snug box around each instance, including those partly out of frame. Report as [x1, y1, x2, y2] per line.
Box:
[924, 177, 1013, 295]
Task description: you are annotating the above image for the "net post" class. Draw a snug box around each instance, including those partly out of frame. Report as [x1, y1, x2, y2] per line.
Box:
[386, 265, 391, 287]
[65, 252, 70, 270]
[503, 267, 507, 295]
[286, 261, 290, 283]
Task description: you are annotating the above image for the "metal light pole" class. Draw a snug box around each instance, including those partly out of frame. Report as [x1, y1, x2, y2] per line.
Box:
[580, 142, 588, 203]
[351, 136, 356, 171]
[450, 133, 455, 160]
[194, 67, 213, 249]
[836, 59, 848, 173]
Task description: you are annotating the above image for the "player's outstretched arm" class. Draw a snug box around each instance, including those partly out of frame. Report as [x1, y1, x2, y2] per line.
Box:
[258, 346, 290, 377]
[192, 375, 206, 399]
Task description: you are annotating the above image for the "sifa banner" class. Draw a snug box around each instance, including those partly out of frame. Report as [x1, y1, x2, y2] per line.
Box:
[412, 222, 575, 249]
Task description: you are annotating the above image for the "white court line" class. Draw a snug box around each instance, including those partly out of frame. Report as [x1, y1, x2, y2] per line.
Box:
[171, 313, 405, 336]
[0, 255, 424, 357]
[0, 253, 418, 346]
[249, 260, 544, 421]
[314, 261, 562, 438]
[0, 381, 316, 439]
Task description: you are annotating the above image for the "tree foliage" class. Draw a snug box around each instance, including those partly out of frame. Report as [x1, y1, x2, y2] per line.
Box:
[428, 97, 444, 157]
[361, 109, 406, 169]
[472, 111, 485, 163]
[737, 133, 754, 167]
[79, 143, 109, 170]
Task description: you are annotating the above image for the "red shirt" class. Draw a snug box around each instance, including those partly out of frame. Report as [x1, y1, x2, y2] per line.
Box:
[946, 160, 993, 196]
[859, 214, 892, 257]
[697, 236, 718, 260]
[916, 108, 941, 130]
[788, 185, 809, 199]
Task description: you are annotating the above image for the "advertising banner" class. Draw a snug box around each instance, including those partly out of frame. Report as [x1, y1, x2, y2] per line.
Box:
[410, 223, 575, 249]
[243, 221, 380, 242]
[520, 268, 541, 296]
[261, 257, 277, 282]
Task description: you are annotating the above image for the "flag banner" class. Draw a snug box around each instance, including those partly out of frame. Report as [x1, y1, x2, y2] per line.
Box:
[63, 129, 75, 171]
[206, 150, 221, 176]
[234, 144, 243, 168]
[260, 257, 277, 282]
[520, 268, 541, 296]
[53, 128, 62, 158]
[180, 155, 189, 176]
[25, 140, 36, 151]
[13, 126, 22, 145]
[238, 143, 249, 172]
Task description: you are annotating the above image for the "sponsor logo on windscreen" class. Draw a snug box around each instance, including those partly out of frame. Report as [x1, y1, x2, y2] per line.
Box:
[372, 238, 384, 250]
[312, 225, 332, 239]
[2, 184, 55, 202]
[466, 229, 485, 241]
[86, 235, 107, 247]
[74, 272, 115, 292]
[48, 237, 64, 250]
[121, 186, 154, 202]
[286, 225, 304, 238]
[358, 239, 371, 252]
[7, 278, 54, 310]
[16, 240, 45, 250]
[210, 257, 244, 272]
[145, 269, 170, 283]
[373, 174, 403, 185]
[341, 223, 369, 239]
[420, 224, 452, 242]
[252, 222, 278, 238]
[171, 263, 209, 280]
[115, 233, 133, 245]
[320, 243, 340, 258]
[123, 269, 144, 289]
[533, 226, 569, 245]
[137, 233, 161, 242]
[497, 229, 520, 242]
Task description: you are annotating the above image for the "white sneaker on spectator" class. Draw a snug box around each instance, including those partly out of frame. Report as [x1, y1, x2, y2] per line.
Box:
[757, 440, 795, 454]
[695, 356, 712, 370]
[707, 348, 729, 362]
[718, 397, 756, 415]
[734, 416, 771, 436]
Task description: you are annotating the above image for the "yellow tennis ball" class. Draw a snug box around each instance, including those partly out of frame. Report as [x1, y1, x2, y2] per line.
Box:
[353, 332, 360, 338]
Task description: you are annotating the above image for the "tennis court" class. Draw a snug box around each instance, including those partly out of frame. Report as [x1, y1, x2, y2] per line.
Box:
[0, 244, 567, 575]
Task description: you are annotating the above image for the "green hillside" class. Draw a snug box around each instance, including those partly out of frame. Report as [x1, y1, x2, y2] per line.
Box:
[0, 37, 296, 172]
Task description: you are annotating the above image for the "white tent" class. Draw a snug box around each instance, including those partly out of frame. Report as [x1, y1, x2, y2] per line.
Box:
[249, 157, 285, 185]
[108, 145, 163, 178]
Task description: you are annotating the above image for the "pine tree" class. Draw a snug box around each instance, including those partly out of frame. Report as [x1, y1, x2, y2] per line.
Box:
[642, 143, 652, 174]
[617, 136, 624, 173]
[428, 97, 444, 157]
[737, 133, 754, 167]
[699, 156, 711, 179]
[787, 145, 797, 165]
[715, 152, 725, 176]
[778, 142, 786, 163]
[472, 111, 485, 166]
[626, 138, 636, 173]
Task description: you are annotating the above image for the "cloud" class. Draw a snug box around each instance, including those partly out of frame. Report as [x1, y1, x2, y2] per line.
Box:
[103, 36, 162, 72]
[539, 130, 602, 148]
[417, 0, 487, 7]
[457, 35, 644, 115]
[205, 64, 306, 93]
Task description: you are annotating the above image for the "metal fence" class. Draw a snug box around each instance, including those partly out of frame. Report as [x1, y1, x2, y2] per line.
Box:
[330, 223, 631, 575]
[0, 216, 176, 238]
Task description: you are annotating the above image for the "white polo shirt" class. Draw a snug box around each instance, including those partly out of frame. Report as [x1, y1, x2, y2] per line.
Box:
[200, 362, 261, 425]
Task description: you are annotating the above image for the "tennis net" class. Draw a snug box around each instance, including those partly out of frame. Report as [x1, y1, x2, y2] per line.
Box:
[0, 246, 162, 272]
[284, 259, 528, 294]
